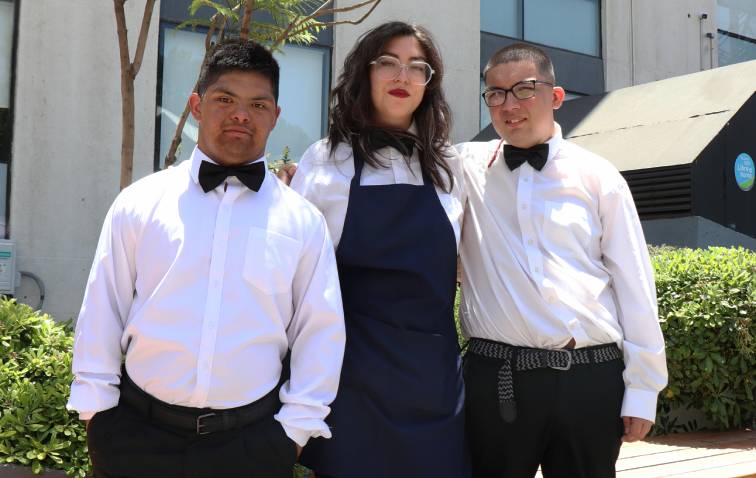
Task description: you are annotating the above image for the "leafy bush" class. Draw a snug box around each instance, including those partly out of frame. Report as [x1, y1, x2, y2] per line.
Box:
[652, 246, 755, 433]
[0, 299, 89, 476]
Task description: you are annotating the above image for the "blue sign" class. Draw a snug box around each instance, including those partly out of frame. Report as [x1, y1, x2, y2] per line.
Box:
[734, 153, 754, 192]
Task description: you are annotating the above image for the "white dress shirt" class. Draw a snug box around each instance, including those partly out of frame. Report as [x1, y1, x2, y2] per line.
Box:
[67, 147, 345, 447]
[456, 123, 667, 422]
[290, 138, 466, 249]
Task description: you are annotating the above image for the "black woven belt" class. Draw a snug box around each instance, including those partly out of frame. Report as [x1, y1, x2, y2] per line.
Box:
[467, 338, 622, 423]
[119, 368, 280, 435]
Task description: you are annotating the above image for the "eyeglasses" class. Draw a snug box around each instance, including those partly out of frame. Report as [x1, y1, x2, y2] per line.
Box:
[369, 55, 435, 86]
[482, 80, 554, 107]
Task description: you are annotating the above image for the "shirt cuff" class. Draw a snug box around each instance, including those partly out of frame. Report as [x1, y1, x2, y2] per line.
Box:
[620, 387, 659, 422]
[279, 421, 312, 448]
[274, 407, 333, 448]
[67, 373, 121, 418]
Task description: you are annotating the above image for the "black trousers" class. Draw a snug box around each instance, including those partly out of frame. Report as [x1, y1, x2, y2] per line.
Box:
[464, 351, 625, 478]
[87, 401, 297, 478]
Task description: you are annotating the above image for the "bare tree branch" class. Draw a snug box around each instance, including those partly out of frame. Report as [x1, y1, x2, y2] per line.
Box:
[205, 13, 221, 52]
[272, 0, 381, 48]
[131, 0, 157, 78]
[271, 0, 336, 50]
[217, 14, 228, 41]
[239, 0, 254, 41]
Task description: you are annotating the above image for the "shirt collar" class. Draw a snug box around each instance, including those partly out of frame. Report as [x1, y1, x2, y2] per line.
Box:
[189, 146, 267, 186]
[545, 122, 564, 163]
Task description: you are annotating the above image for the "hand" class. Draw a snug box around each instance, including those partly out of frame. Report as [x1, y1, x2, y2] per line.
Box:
[621, 416, 653, 442]
[276, 163, 298, 186]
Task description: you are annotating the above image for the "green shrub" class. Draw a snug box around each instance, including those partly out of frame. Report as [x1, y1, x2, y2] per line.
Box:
[0, 299, 89, 476]
[652, 246, 755, 433]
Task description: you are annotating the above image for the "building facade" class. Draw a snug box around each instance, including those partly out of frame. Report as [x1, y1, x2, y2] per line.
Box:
[1, 0, 754, 319]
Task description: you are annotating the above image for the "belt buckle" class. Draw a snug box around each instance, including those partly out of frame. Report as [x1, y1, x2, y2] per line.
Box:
[549, 349, 572, 371]
[196, 412, 216, 435]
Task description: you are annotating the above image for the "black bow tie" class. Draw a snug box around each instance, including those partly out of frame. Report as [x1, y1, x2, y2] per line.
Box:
[504, 143, 549, 171]
[198, 160, 266, 193]
[368, 130, 416, 156]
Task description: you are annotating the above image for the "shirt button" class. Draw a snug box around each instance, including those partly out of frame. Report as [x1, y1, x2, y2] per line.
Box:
[521, 204, 528, 210]
[534, 266, 541, 273]
[527, 239, 534, 246]
[548, 296, 557, 303]
[523, 177, 530, 183]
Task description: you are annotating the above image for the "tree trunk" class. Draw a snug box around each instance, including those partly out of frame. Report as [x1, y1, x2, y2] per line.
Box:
[119, 72, 135, 190]
[114, 0, 134, 189]
[114, 0, 156, 189]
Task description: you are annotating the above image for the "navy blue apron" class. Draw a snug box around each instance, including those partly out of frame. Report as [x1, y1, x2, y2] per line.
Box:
[300, 148, 470, 477]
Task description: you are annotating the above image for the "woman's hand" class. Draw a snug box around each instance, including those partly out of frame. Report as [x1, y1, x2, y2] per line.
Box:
[276, 163, 298, 186]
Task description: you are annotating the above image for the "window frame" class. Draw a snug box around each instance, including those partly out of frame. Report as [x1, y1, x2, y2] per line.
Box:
[0, 0, 18, 239]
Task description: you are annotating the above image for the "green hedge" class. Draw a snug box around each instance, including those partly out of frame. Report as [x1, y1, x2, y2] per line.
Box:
[0, 300, 88, 476]
[652, 246, 755, 433]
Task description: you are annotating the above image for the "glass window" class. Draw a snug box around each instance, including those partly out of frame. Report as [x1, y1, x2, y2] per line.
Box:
[717, 1, 756, 66]
[157, 25, 329, 168]
[524, 0, 600, 57]
[481, 0, 522, 38]
[268, 44, 330, 164]
[0, 0, 14, 238]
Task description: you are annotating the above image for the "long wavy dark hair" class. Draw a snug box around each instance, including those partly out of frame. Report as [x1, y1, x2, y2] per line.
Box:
[328, 22, 454, 192]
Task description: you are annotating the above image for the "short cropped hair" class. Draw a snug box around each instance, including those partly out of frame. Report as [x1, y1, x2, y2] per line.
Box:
[197, 39, 280, 101]
[483, 43, 555, 84]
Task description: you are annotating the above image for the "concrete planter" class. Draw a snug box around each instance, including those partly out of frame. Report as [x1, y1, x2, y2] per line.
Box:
[0, 464, 72, 478]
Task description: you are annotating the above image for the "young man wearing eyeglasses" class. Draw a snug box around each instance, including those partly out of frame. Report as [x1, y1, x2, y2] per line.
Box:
[455, 43, 667, 478]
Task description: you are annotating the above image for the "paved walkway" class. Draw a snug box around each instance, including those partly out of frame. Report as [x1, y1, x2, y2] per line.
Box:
[536, 429, 756, 478]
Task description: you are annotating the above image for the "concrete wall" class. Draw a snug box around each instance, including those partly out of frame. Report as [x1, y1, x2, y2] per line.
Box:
[604, 0, 718, 90]
[332, 0, 480, 144]
[643, 216, 756, 250]
[11, 0, 159, 320]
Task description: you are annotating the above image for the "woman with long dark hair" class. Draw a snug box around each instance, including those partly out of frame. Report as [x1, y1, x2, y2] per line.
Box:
[289, 21, 469, 478]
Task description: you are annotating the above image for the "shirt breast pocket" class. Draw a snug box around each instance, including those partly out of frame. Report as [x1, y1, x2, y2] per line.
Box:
[543, 200, 594, 250]
[242, 228, 302, 295]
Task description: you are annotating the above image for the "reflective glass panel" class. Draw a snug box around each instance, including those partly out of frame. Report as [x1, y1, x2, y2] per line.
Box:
[481, 0, 522, 38]
[717, 1, 756, 66]
[524, 0, 600, 56]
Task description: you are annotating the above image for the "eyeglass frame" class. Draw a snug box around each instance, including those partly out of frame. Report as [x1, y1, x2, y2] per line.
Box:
[369, 55, 436, 86]
[481, 80, 555, 107]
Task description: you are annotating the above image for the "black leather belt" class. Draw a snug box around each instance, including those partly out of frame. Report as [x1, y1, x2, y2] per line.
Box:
[119, 368, 280, 435]
[467, 338, 623, 423]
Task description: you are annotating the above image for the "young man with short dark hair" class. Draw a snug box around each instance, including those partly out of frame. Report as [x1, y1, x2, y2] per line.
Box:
[68, 40, 345, 478]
